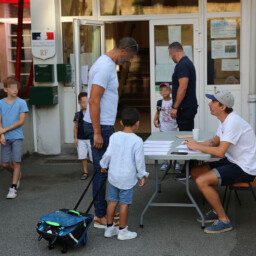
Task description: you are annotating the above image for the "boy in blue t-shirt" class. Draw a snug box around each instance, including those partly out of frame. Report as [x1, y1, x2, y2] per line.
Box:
[0, 77, 29, 199]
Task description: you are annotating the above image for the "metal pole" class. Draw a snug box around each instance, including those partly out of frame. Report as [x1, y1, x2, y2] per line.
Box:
[26, 61, 33, 97]
[15, 0, 24, 82]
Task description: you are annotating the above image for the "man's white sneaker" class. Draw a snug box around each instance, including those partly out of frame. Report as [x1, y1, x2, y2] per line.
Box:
[17, 172, 21, 189]
[117, 226, 137, 240]
[6, 187, 17, 199]
[104, 224, 118, 238]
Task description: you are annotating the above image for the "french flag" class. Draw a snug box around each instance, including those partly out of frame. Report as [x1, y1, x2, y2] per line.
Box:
[32, 32, 54, 40]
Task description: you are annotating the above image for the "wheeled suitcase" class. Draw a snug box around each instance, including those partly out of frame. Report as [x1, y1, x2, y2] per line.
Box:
[36, 170, 107, 253]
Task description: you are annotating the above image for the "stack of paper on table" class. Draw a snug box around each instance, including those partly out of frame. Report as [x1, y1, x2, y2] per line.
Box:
[144, 140, 173, 155]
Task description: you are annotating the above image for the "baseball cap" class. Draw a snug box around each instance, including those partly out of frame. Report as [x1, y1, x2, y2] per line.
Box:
[159, 83, 171, 88]
[205, 91, 234, 108]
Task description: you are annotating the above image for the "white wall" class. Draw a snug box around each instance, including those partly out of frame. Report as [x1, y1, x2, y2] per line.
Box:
[22, 104, 34, 155]
[63, 87, 76, 143]
[30, 0, 64, 154]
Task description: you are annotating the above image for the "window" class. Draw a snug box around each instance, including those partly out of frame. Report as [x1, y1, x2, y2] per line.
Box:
[7, 23, 32, 86]
[207, 0, 240, 12]
[61, 0, 92, 16]
[0, 3, 31, 19]
[62, 22, 101, 86]
[100, 0, 198, 16]
[207, 18, 240, 85]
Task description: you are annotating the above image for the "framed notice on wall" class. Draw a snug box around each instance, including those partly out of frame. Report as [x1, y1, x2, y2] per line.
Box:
[32, 31, 56, 60]
[211, 40, 237, 59]
[210, 19, 237, 39]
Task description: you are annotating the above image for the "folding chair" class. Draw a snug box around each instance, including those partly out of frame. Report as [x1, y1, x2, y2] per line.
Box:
[223, 177, 256, 213]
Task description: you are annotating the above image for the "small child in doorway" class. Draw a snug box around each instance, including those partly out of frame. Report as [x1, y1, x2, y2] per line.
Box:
[153, 83, 180, 171]
[100, 108, 149, 240]
[73, 92, 92, 180]
[0, 77, 29, 199]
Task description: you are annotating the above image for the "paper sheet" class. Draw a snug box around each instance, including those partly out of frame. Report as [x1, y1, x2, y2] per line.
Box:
[81, 65, 88, 84]
[144, 148, 170, 152]
[211, 40, 237, 59]
[144, 141, 174, 144]
[155, 64, 173, 82]
[168, 26, 181, 44]
[179, 149, 201, 154]
[155, 46, 173, 65]
[176, 145, 188, 149]
[144, 144, 171, 148]
[144, 152, 167, 156]
[211, 19, 236, 39]
[183, 46, 193, 62]
[221, 59, 240, 71]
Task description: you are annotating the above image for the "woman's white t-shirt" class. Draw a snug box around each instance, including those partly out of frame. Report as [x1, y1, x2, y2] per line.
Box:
[216, 112, 256, 176]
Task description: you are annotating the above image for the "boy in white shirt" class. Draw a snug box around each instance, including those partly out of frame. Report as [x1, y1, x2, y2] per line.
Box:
[100, 108, 149, 240]
[153, 83, 179, 171]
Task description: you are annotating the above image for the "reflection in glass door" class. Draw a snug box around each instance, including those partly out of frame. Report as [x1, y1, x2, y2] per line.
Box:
[73, 20, 105, 110]
[154, 24, 194, 86]
[150, 20, 199, 132]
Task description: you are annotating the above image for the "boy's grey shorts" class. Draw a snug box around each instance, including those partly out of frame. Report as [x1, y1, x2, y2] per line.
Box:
[1, 139, 23, 163]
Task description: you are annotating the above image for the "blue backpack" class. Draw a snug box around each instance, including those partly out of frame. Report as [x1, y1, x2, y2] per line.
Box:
[36, 170, 106, 253]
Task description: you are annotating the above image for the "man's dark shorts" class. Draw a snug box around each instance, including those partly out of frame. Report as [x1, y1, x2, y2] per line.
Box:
[206, 158, 255, 186]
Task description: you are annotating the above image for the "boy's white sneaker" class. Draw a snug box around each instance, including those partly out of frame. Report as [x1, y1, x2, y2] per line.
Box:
[117, 226, 137, 240]
[6, 187, 17, 199]
[104, 224, 118, 238]
[17, 172, 21, 189]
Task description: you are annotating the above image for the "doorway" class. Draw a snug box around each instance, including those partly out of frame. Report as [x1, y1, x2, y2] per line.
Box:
[105, 21, 151, 140]
[149, 19, 201, 132]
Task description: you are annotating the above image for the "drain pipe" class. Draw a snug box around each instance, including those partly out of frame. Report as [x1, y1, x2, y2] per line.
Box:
[248, 0, 256, 132]
[248, 95, 256, 131]
[32, 105, 38, 153]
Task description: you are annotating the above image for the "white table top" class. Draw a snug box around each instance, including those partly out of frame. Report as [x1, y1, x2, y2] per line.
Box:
[144, 131, 214, 161]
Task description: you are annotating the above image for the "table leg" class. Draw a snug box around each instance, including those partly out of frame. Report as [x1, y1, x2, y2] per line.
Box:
[185, 161, 205, 228]
[140, 160, 159, 228]
[159, 161, 174, 193]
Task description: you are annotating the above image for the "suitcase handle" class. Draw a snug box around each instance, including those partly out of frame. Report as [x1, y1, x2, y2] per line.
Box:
[73, 169, 98, 211]
[73, 169, 108, 213]
[85, 174, 108, 214]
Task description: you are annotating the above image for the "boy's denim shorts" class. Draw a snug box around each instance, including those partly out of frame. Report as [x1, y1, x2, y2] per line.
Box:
[108, 182, 134, 205]
[1, 139, 23, 163]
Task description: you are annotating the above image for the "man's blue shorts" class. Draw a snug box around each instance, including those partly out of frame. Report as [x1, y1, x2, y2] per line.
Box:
[108, 182, 134, 205]
[206, 158, 255, 186]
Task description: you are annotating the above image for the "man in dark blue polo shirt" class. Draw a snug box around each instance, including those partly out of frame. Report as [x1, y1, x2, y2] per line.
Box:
[169, 42, 198, 131]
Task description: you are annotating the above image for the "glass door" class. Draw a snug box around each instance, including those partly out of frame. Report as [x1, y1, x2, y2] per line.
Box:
[149, 19, 200, 132]
[73, 19, 105, 110]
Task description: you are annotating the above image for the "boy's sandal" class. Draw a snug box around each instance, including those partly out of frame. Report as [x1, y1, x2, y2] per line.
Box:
[80, 173, 89, 180]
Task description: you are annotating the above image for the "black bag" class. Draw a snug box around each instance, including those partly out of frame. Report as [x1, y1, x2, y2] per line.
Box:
[157, 99, 162, 124]
[36, 170, 107, 253]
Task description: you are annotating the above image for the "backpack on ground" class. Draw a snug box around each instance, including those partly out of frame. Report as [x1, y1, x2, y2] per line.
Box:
[36, 170, 106, 253]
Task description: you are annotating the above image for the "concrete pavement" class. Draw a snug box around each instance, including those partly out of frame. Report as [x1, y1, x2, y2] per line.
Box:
[0, 154, 255, 256]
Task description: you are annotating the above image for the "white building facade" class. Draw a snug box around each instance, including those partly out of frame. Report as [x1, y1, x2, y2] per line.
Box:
[21, 0, 256, 154]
